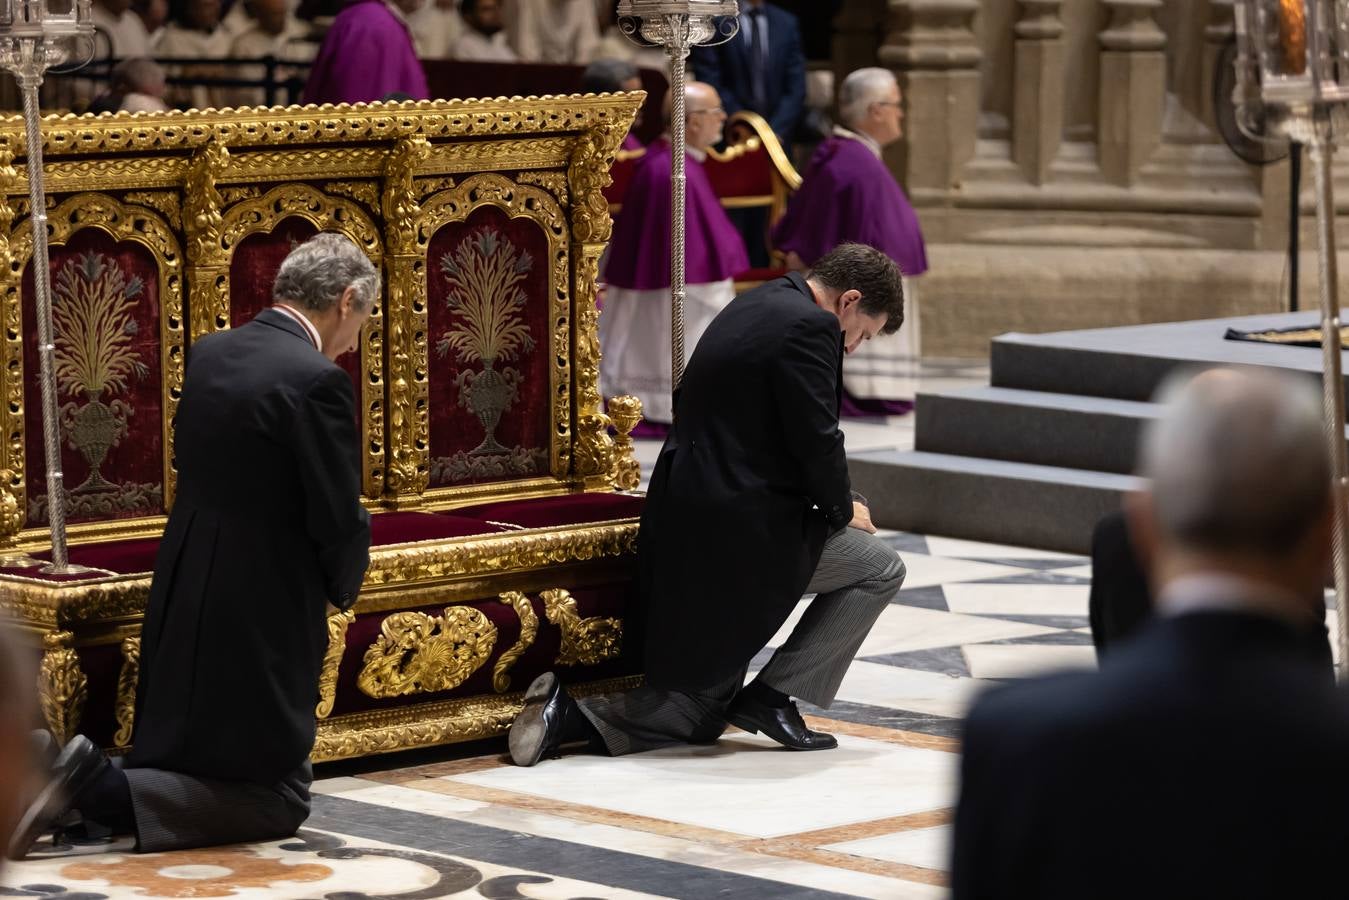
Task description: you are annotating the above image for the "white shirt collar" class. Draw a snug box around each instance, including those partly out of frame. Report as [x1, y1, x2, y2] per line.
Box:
[273, 303, 323, 352]
[1157, 572, 1317, 629]
[833, 125, 883, 160]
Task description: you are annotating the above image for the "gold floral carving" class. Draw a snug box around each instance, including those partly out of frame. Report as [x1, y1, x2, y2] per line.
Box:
[217, 185, 261, 205]
[183, 140, 230, 341]
[572, 248, 613, 482]
[607, 395, 643, 491]
[383, 137, 432, 255]
[417, 176, 456, 199]
[113, 636, 140, 746]
[492, 591, 539, 692]
[124, 191, 181, 227]
[542, 588, 622, 666]
[311, 674, 641, 761]
[7, 193, 186, 531]
[0, 468, 20, 544]
[357, 607, 497, 699]
[38, 631, 87, 745]
[407, 173, 573, 504]
[0, 147, 21, 519]
[317, 608, 354, 719]
[216, 183, 386, 498]
[326, 180, 380, 213]
[424, 138, 571, 176]
[516, 170, 569, 205]
[228, 147, 388, 183]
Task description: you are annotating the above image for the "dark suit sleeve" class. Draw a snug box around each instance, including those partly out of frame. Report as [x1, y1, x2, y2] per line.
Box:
[772, 315, 852, 532]
[291, 367, 371, 610]
[692, 42, 744, 116]
[951, 701, 999, 900]
[770, 14, 806, 139]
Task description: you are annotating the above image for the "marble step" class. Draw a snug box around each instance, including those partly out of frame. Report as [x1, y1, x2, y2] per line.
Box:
[849, 449, 1143, 555]
[915, 386, 1157, 475]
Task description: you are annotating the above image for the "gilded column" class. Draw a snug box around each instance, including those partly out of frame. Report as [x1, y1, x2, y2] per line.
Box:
[568, 126, 620, 486]
[878, 0, 982, 201]
[1097, 0, 1166, 187]
[38, 631, 87, 746]
[381, 136, 432, 506]
[1013, 0, 1065, 186]
[183, 139, 230, 339]
[0, 144, 23, 526]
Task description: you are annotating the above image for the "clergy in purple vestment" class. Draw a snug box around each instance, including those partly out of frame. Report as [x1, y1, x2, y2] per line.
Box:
[302, 0, 429, 105]
[773, 67, 926, 416]
[599, 81, 749, 425]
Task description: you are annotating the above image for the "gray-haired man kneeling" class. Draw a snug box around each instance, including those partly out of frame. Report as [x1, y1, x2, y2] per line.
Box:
[10, 233, 377, 859]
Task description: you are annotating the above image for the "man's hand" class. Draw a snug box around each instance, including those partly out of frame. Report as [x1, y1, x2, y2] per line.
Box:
[848, 501, 876, 534]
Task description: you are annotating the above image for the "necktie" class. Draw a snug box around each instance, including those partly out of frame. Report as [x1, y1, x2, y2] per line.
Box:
[749, 7, 767, 114]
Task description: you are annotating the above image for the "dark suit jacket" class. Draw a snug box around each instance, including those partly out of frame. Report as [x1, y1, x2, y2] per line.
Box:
[640, 273, 851, 692]
[952, 609, 1349, 900]
[691, 5, 807, 141]
[127, 308, 371, 785]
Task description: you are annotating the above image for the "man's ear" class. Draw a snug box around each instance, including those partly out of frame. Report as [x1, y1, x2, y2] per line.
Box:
[338, 285, 357, 318]
[840, 289, 862, 311]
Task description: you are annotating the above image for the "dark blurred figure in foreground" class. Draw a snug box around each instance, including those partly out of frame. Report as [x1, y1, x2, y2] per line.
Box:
[0, 625, 35, 877]
[953, 367, 1349, 900]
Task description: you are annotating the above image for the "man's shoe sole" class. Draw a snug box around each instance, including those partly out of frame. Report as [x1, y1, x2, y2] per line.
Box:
[508, 673, 558, 767]
[7, 736, 101, 860]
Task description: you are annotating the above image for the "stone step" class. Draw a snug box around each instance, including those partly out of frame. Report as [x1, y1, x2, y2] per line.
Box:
[848, 450, 1144, 555]
[915, 387, 1157, 475]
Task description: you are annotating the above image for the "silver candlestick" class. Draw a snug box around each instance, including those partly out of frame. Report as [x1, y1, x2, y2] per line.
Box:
[0, 0, 95, 573]
[617, 0, 738, 392]
[1235, 0, 1349, 672]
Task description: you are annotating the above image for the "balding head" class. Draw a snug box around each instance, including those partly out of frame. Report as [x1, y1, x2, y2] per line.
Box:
[1132, 367, 1333, 607]
[663, 81, 726, 153]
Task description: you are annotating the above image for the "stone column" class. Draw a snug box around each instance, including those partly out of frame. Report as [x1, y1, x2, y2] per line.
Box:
[1013, 0, 1065, 185]
[833, 0, 886, 100]
[1097, 0, 1166, 186]
[1200, 0, 1235, 134]
[879, 0, 982, 199]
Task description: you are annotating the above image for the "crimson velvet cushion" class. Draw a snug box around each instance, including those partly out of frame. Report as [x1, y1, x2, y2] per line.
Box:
[452, 493, 644, 530]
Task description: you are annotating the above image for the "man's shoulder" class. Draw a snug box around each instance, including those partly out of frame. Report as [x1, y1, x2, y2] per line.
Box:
[733, 277, 833, 336]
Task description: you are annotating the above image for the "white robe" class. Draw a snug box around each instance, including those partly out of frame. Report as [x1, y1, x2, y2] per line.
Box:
[599, 281, 736, 424]
[506, 0, 599, 64]
[842, 277, 921, 402]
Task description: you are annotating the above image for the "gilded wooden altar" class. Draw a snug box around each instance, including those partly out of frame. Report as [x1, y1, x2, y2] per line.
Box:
[0, 94, 649, 761]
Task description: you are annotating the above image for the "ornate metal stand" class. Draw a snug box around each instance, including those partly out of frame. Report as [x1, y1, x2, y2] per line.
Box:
[618, 0, 738, 392]
[0, 0, 95, 573]
[1235, 0, 1349, 672]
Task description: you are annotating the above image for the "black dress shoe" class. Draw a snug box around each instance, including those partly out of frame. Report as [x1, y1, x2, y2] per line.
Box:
[509, 672, 586, 767]
[727, 695, 838, 751]
[7, 735, 109, 861]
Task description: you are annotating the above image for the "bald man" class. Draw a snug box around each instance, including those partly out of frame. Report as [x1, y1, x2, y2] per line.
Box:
[599, 81, 749, 426]
[952, 367, 1349, 900]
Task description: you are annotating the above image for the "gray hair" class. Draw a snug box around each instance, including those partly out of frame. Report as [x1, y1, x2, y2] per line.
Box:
[839, 67, 897, 130]
[111, 57, 165, 95]
[1141, 367, 1329, 555]
[272, 233, 380, 314]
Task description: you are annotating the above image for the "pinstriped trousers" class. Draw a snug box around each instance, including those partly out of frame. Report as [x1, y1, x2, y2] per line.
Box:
[578, 526, 905, 756]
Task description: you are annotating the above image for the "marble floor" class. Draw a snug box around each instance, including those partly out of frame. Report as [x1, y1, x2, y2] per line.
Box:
[4, 359, 1117, 900]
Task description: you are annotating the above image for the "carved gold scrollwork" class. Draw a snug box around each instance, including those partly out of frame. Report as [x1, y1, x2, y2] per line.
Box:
[516, 171, 569, 205]
[113, 636, 141, 746]
[327, 180, 380, 213]
[0, 467, 21, 545]
[417, 176, 456, 199]
[357, 607, 498, 699]
[572, 249, 614, 482]
[317, 608, 355, 719]
[492, 591, 539, 692]
[542, 588, 622, 667]
[567, 126, 617, 245]
[124, 191, 182, 227]
[607, 395, 643, 491]
[383, 137, 432, 256]
[0, 146, 16, 524]
[38, 632, 88, 746]
[184, 139, 230, 339]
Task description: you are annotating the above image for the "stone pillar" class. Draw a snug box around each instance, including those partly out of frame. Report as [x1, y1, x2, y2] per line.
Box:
[1200, 0, 1235, 133]
[1097, 0, 1166, 186]
[1013, 0, 1065, 185]
[833, 0, 886, 99]
[879, 0, 982, 198]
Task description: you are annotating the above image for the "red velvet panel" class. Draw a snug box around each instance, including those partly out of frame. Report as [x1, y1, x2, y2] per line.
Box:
[226, 217, 364, 422]
[28, 537, 162, 575]
[370, 511, 508, 546]
[454, 492, 645, 530]
[425, 207, 553, 488]
[705, 146, 775, 200]
[22, 230, 166, 528]
[328, 581, 636, 718]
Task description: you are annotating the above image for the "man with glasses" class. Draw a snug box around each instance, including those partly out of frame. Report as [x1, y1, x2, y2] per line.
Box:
[774, 67, 928, 417]
[598, 81, 749, 430]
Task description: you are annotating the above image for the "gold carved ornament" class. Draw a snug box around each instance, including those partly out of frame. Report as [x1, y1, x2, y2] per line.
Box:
[381, 136, 433, 501]
[183, 140, 230, 338]
[5, 193, 186, 537]
[356, 607, 498, 699]
[317, 608, 354, 719]
[492, 591, 539, 692]
[124, 191, 182, 228]
[409, 173, 574, 503]
[606, 395, 643, 491]
[0, 467, 21, 546]
[38, 631, 88, 746]
[542, 588, 622, 667]
[215, 183, 387, 500]
[113, 636, 140, 746]
[326, 180, 381, 214]
[0, 144, 16, 516]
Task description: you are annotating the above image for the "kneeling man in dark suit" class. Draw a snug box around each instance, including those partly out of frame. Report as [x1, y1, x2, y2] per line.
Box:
[10, 233, 376, 858]
[509, 243, 908, 764]
[952, 367, 1349, 899]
